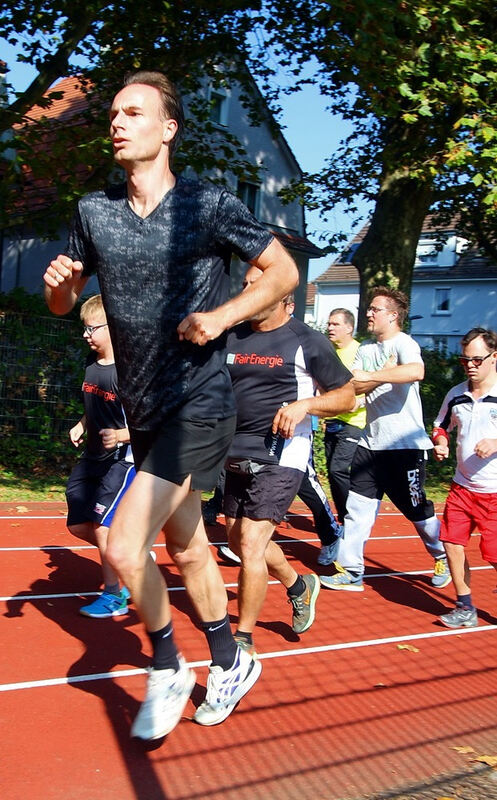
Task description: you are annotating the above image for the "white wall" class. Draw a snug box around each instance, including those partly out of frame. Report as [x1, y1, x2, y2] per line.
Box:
[311, 284, 360, 329]
[410, 280, 497, 351]
[307, 278, 497, 353]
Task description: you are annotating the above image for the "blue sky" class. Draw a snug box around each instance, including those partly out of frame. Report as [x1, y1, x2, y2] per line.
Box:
[2, 41, 370, 281]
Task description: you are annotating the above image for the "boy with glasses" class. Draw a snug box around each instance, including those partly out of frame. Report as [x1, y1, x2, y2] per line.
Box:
[66, 294, 135, 618]
[433, 327, 497, 628]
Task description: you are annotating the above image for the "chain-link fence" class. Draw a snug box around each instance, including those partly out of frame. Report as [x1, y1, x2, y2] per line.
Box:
[0, 311, 86, 469]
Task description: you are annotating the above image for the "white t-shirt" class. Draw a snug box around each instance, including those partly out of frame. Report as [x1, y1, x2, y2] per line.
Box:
[434, 379, 497, 493]
[353, 331, 432, 451]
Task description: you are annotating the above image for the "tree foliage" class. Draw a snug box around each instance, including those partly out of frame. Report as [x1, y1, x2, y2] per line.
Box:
[248, 0, 497, 328]
[0, 0, 266, 233]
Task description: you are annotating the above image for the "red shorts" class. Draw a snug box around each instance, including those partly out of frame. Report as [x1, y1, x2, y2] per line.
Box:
[440, 482, 497, 562]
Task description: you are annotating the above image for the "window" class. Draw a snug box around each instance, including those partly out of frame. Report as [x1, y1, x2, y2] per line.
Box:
[208, 89, 228, 126]
[432, 336, 448, 353]
[415, 235, 443, 267]
[237, 181, 260, 217]
[434, 288, 451, 314]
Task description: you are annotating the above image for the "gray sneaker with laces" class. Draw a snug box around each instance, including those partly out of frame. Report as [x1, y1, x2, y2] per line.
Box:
[289, 573, 320, 634]
[440, 604, 478, 629]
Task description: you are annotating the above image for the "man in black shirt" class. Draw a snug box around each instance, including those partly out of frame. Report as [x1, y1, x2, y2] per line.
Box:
[224, 266, 355, 653]
[44, 70, 298, 738]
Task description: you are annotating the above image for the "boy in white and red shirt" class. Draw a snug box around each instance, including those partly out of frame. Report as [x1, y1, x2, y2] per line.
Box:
[433, 327, 497, 628]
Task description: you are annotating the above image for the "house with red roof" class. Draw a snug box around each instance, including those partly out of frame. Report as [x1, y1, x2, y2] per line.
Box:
[0, 73, 322, 316]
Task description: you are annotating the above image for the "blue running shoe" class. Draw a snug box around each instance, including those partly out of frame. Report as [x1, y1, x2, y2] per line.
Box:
[320, 563, 364, 592]
[120, 586, 131, 601]
[80, 590, 128, 618]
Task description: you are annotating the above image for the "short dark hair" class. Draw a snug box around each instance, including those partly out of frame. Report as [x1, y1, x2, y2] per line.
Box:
[370, 286, 409, 326]
[461, 327, 497, 352]
[329, 307, 355, 329]
[123, 70, 184, 157]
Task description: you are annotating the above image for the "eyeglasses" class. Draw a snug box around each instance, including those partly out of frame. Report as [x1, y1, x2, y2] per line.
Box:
[83, 324, 108, 335]
[458, 353, 493, 367]
[367, 305, 391, 315]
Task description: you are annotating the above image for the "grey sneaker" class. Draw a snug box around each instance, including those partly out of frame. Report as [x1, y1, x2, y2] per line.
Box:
[289, 573, 320, 634]
[320, 563, 364, 592]
[432, 557, 452, 588]
[131, 657, 196, 740]
[440, 605, 478, 629]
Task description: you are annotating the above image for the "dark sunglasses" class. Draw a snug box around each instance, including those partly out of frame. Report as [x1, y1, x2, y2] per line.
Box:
[458, 353, 493, 367]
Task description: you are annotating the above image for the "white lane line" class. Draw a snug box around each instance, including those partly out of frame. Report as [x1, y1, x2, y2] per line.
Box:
[1, 624, 495, 693]
[1, 566, 492, 604]
[3, 531, 472, 553]
[0, 512, 409, 521]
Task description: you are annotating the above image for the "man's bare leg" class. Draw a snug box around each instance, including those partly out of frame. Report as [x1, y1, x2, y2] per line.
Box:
[107, 472, 260, 736]
[444, 541, 470, 595]
[226, 516, 277, 633]
[226, 516, 316, 638]
[439, 541, 478, 629]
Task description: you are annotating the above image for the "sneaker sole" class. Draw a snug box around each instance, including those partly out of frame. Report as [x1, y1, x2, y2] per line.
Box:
[319, 577, 364, 592]
[79, 606, 128, 618]
[293, 575, 320, 633]
[193, 658, 262, 727]
[131, 668, 196, 740]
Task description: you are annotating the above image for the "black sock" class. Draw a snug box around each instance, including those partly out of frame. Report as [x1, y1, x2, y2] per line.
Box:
[200, 614, 237, 670]
[287, 575, 306, 598]
[235, 629, 254, 646]
[148, 621, 180, 671]
[457, 593, 473, 609]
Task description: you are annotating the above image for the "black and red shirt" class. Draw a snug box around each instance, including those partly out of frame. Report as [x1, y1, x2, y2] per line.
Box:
[82, 355, 126, 460]
[226, 318, 352, 468]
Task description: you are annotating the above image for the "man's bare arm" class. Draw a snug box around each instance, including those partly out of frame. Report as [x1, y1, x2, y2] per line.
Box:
[353, 362, 424, 394]
[177, 238, 299, 345]
[271, 381, 355, 439]
[43, 254, 89, 315]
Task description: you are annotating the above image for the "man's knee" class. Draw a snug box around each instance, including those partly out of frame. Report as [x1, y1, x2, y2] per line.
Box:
[168, 538, 210, 572]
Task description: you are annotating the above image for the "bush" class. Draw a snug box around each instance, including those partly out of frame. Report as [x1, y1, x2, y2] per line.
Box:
[0, 290, 86, 475]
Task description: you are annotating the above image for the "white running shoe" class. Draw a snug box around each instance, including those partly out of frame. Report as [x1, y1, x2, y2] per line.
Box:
[218, 544, 241, 565]
[131, 657, 196, 740]
[193, 646, 262, 726]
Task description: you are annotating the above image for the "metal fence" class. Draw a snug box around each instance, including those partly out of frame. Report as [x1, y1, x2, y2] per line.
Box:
[0, 311, 85, 452]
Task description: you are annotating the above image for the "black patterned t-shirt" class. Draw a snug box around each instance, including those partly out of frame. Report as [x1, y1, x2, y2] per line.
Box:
[67, 177, 274, 430]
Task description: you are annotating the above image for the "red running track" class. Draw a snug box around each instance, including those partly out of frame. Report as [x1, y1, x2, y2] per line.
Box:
[1, 500, 497, 800]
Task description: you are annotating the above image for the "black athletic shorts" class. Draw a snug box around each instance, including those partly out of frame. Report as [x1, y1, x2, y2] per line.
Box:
[350, 446, 435, 522]
[223, 461, 304, 524]
[130, 415, 236, 491]
[66, 456, 136, 527]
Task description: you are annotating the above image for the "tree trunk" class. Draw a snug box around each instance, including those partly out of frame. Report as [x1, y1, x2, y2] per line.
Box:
[353, 172, 433, 335]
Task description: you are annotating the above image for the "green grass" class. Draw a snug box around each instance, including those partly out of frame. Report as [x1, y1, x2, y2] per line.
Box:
[0, 468, 67, 503]
[0, 465, 450, 505]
